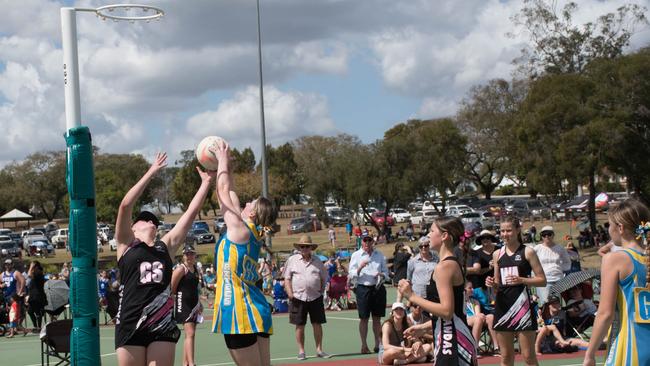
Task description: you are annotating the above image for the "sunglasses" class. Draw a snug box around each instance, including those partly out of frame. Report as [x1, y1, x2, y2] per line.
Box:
[541, 232, 554, 238]
[419, 244, 429, 248]
[298, 245, 312, 249]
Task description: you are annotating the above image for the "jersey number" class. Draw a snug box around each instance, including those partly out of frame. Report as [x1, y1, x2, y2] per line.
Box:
[140, 261, 164, 284]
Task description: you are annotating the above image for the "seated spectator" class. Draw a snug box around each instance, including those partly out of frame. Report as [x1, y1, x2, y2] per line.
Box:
[406, 303, 430, 326]
[465, 282, 498, 354]
[535, 295, 588, 355]
[379, 303, 431, 365]
[272, 276, 288, 313]
[327, 265, 349, 311]
[566, 285, 597, 329]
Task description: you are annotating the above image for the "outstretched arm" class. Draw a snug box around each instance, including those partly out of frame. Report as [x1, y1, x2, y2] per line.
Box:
[211, 141, 248, 243]
[115, 152, 167, 259]
[162, 167, 216, 255]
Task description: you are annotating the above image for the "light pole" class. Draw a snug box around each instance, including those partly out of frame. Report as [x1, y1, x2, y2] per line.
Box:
[256, 0, 269, 199]
[256, 0, 273, 250]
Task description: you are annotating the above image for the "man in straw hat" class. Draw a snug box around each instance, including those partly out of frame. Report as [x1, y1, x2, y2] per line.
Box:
[283, 235, 331, 360]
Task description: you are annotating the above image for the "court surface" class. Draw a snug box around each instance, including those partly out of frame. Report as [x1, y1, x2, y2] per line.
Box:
[1, 307, 606, 366]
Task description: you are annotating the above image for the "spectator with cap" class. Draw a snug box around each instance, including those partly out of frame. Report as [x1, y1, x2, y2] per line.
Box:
[378, 302, 431, 365]
[349, 235, 390, 354]
[406, 237, 439, 298]
[2, 259, 25, 306]
[533, 225, 571, 304]
[283, 235, 331, 360]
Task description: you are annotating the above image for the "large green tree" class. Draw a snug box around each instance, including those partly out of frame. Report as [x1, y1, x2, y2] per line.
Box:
[456, 79, 526, 199]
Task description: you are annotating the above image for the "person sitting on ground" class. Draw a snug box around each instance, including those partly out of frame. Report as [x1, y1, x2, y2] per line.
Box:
[378, 302, 431, 365]
[535, 295, 589, 355]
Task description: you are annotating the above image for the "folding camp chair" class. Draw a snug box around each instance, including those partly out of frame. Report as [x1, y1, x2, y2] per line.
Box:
[40, 319, 72, 366]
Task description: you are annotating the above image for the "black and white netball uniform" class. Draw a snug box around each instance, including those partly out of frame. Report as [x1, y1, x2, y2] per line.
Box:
[174, 264, 201, 324]
[115, 239, 180, 348]
[493, 244, 537, 332]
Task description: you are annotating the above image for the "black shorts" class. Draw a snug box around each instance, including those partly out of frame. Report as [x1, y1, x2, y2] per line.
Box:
[223, 332, 270, 350]
[289, 296, 326, 326]
[115, 325, 180, 349]
[354, 285, 386, 319]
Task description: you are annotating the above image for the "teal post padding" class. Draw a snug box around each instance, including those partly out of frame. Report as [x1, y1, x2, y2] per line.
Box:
[65, 126, 101, 366]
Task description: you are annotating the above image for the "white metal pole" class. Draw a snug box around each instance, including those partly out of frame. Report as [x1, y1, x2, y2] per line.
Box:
[256, 0, 269, 199]
[61, 7, 82, 130]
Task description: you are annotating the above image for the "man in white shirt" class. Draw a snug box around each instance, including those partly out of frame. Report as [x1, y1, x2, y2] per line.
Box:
[348, 236, 390, 354]
[533, 226, 571, 304]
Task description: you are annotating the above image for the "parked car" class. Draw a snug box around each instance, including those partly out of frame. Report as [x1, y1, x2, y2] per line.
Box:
[51, 229, 69, 249]
[0, 229, 12, 236]
[186, 228, 215, 245]
[446, 205, 474, 217]
[301, 207, 317, 219]
[389, 208, 411, 223]
[213, 217, 226, 233]
[410, 211, 424, 226]
[110, 238, 118, 251]
[371, 211, 395, 226]
[27, 239, 54, 257]
[459, 211, 496, 230]
[328, 209, 351, 226]
[44, 222, 59, 239]
[287, 217, 321, 234]
[421, 210, 441, 227]
[476, 203, 506, 218]
[422, 200, 443, 211]
[408, 201, 424, 211]
[507, 199, 551, 219]
[192, 221, 211, 233]
[23, 231, 48, 250]
[0, 236, 21, 259]
[8, 233, 22, 249]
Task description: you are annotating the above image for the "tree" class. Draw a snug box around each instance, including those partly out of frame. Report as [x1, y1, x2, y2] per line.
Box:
[266, 143, 304, 204]
[172, 150, 212, 218]
[512, 0, 647, 76]
[230, 148, 256, 174]
[94, 153, 153, 223]
[7, 152, 68, 222]
[586, 48, 650, 204]
[456, 79, 527, 199]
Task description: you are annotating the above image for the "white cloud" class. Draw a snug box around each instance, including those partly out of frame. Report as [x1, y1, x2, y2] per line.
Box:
[176, 85, 336, 158]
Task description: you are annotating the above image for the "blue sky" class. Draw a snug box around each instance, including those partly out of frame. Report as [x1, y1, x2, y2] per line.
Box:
[0, 0, 648, 167]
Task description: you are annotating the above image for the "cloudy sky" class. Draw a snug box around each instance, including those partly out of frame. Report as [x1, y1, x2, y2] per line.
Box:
[0, 0, 648, 167]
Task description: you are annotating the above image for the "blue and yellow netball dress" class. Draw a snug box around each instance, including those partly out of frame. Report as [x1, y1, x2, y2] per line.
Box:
[605, 248, 650, 366]
[212, 222, 273, 335]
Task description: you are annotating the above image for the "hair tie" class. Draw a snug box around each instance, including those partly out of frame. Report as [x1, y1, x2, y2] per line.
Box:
[636, 222, 650, 242]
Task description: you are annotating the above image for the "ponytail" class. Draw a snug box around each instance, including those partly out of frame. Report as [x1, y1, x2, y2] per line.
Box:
[501, 215, 524, 245]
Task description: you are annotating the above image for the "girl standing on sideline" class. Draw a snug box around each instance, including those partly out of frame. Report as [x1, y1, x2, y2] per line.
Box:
[114, 152, 215, 366]
[583, 199, 650, 366]
[210, 140, 277, 366]
[26, 261, 47, 332]
[398, 216, 478, 366]
[486, 215, 546, 366]
[172, 245, 202, 366]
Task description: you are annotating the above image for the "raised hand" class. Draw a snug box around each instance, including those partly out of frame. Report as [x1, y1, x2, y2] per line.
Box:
[209, 138, 229, 163]
[148, 152, 168, 174]
[196, 166, 217, 184]
[397, 279, 413, 298]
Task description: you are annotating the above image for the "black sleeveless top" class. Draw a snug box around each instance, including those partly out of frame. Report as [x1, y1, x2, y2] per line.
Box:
[175, 264, 200, 320]
[426, 256, 466, 323]
[496, 244, 532, 291]
[116, 239, 173, 328]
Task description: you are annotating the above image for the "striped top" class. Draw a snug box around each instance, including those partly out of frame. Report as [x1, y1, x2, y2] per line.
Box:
[605, 248, 650, 366]
[211, 222, 273, 335]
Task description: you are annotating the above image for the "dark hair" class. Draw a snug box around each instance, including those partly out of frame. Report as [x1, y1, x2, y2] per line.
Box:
[393, 242, 405, 256]
[254, 197, 278, 229]
[31, 260, 43, 275]
[432, 216, 465, 247]
[500, 215, 524, 245]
